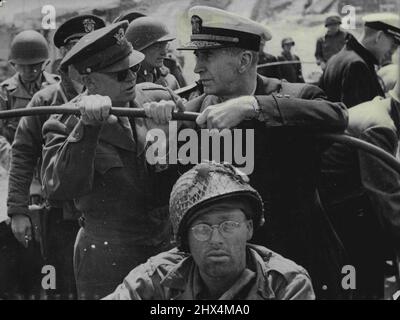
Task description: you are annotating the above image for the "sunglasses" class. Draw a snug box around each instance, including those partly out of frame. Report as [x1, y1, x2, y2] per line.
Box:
[107, 64, 141, 81]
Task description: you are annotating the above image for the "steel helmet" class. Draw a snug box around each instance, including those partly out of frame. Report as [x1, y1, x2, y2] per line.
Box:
[169, 161, 264, 251]
[9, 30, 49, 65]
[125, 17, 175, 51]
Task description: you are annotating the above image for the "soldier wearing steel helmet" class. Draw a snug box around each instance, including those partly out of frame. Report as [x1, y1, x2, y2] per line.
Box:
[0, 30, 59, 299]
[2, 15, 105, 300]
[125, 17, 180, 90]
[105, 161, 315, 300]
[0, 30, 60, 146]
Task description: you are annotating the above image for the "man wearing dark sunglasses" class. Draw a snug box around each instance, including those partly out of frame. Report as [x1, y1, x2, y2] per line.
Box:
[41, 21, 181, 299]
[105, 161, 315, 300]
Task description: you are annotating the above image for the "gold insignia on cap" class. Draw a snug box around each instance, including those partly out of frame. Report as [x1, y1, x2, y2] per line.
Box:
[191, 15, 203, 34]
[83, 18, 96, 33]
[114, 28, 127, 46]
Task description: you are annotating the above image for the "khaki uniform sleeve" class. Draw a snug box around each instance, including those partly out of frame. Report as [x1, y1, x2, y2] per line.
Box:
[41, 116, 101, 200]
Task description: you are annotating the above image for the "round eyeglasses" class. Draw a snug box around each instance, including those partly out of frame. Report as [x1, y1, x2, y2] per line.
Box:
[190, 220, 243, 242]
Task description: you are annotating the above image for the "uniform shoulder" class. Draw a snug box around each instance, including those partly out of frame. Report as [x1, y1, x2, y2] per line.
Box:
[348, 98, 395, 134]
[0, 74, 19, 91]
[134, 247, 188, 278]
[250, 244, 310, 282]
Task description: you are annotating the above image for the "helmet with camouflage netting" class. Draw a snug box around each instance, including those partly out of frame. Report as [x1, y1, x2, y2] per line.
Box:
[169, 161, 264, 251]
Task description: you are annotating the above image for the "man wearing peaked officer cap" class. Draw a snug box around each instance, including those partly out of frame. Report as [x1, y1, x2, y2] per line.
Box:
[321, 13, 400, 108]
[4, 14, 105, 299]
[105, 161, 315, 300]
[41, 21, 182, 299]
[141, 5, 348, 299]
[52, 14, 106, 73]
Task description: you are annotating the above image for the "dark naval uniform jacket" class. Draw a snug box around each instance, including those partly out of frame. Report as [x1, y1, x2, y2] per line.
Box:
[321, 34, 385, 108]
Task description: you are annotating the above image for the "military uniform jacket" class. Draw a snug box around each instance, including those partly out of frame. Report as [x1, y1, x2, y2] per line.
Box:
[0, 71, 60, 143]
[321, 97, 400, 247]
[315, 29, 348, 64]
[184, 75, 348, 299]
[41, 83, 178, 246]
[104, 244, 315, 300]
[7, 76, 79, 218]
[321, 35, 385, 108]
[137, 65, 180, 90]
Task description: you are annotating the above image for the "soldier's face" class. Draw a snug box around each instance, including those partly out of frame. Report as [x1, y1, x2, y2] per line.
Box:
[194, 49, 241, 97]
[88, 68, 137, 104]
[188, 205, 253, 281]
[14, 62, 43, 82]
[142, 41, 169, 69]
[326, 24, 340, 35]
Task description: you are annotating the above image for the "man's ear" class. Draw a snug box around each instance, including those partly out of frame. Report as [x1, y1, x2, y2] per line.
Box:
[238, 51, 253, 73]
[246, 219, 254, 241]
[375, 30, 385, 44]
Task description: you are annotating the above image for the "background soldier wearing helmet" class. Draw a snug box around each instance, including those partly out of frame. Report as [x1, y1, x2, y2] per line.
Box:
[125, 17, 180, 90]
[0, 30, 59, 299]
[4, 15, 105, 300]
[0, 30, 59, 146]
[105, 161, 315, 300]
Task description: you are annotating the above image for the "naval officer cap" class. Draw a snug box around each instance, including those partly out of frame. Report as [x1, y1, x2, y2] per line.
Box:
[53, 15, 105, 49]
[178, 6, 272, 51]
[60, 21, 144, 74]
[362, 13, 400, 44]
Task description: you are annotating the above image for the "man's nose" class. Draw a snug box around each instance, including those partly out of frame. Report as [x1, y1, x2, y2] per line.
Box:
[126, 69, 137, 82]
[194, 58, 205, 74]
[208, 227, 224, 244]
